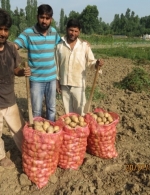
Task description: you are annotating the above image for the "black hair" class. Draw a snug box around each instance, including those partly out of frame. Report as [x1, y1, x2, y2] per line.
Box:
[67, 19, 81, 30]
[37, 4, 53, 17]
[0, 8, 12, 28]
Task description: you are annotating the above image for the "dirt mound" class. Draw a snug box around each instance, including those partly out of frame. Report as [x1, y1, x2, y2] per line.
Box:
[1, 56, 150, 195]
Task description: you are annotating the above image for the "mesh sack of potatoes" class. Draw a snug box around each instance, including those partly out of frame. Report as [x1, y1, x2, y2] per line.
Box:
[84, 108, 119, 159]
[22, 117, 63, 189]
[58, 113, 90, 170]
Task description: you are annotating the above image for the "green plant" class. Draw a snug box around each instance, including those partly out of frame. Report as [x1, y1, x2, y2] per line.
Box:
[93, 47, 150, 62]
[85, 86, 105, 101]
[114, 67, 150, 92]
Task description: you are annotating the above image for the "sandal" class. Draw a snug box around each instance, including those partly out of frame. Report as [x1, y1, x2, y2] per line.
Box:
[0, 156, 15, 169]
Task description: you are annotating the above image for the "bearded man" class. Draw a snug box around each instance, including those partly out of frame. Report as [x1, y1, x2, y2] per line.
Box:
[55, 19, 104, 115]
[14, 4, 61, 121]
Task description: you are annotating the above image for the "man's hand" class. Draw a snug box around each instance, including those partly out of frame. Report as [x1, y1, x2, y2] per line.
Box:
[24, 66, 31, 76]
[56, 80, 61, 93]
[95, 59, 104, 69]
[14, 66, 31, 76]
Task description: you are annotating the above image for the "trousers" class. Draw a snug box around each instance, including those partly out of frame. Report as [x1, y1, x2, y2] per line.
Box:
[0, 104, 25, 160]
[61, 85, 86, 116]
[30, 80, 56, 121]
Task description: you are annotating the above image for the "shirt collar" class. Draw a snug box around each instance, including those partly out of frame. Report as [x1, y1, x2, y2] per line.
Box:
[62, 36, 81, 44]
[33, 23, 52, 35]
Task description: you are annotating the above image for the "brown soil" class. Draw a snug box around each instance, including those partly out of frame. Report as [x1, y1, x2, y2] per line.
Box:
[1, 51, 150, 195]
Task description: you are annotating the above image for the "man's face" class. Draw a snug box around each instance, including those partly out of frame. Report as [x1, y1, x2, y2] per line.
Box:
[66, 27, 80, 42]
[0, 26, 9, 44]
[37, 14, 52, 31]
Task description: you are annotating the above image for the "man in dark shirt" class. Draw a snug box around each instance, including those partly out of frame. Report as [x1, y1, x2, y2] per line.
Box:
[0, 9, 30, 169]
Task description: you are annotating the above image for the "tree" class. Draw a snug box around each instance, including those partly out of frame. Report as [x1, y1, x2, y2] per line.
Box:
[97, 17, 110, 35]
[25, 0, 37, 27]
[1, 0, 6, 9]
[79, 5, 100, 34]
[12, 8, 20, 27]
[6, 0, 10, 11]
[125, 8, 131, 19]
[140, 15, 150, 34]
[111, 14, 120, 34]
[19, 9, 27, 33]
[68, 11, 80, 21]
[51, 19, 58, 31]
[1, 0, 10, 11]
[59, 8, 65, 33]
[111, 8, 141, 36]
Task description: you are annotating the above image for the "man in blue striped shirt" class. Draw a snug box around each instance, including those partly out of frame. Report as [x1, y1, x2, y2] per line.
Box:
[14, 4, 61, 121]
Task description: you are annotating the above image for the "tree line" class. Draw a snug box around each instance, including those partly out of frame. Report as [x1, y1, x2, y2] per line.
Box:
[1, 0, 150, 40]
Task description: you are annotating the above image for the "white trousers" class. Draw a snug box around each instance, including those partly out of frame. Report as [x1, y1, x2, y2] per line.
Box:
[0, 104, 25, 160]
[61, 85, 86, 116]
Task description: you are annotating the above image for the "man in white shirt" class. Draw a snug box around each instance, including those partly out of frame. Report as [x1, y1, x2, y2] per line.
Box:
[55, 19, 104, 115]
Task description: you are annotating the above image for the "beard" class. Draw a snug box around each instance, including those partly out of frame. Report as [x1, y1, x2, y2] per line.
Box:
[67, 35, 78, 42]
[38, 23, 50, 31]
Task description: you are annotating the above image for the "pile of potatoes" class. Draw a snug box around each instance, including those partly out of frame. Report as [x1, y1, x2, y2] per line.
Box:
[89, 111, 114, 125]
[33, 120, 60, 134]
[63, 115, 87, 128]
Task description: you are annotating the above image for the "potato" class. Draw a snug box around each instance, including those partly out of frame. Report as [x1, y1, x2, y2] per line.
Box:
[108, 116, 113, 123]
[39, 130, 46, 134]
[53, 126, 60, 133]
[97, 117, 102, 123]
[96, 112, 103, 117]
[46, 126, 54, 133]
[69, 122, 77, 128]
[78, 116, 84, 122]
[98, 122, 105, 125]
[39, 121, 44, 126]
[104, 112, 109, 118]
[34, 121, 42, 126]
[43, 121, 50, 131]
[102, 117, 107, 123]
[66, 125, 73, 130]
[92, 114, 98, 120]
[65, 116, 71, 120]
[79, 121, 87, 127]
[71, 115, 79, 123]
[105, 121, 110, 125]
[34, 125, 44, 131]
[65, 118, 71, 125]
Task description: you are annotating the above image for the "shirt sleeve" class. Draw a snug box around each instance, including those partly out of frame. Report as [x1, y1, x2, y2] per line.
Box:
[85, 44, 102, 73]
[55, 32, 61, 45]
[85, 44, 97, 69]
[55, 46, 60, 80]
[14, 31, 28, 49]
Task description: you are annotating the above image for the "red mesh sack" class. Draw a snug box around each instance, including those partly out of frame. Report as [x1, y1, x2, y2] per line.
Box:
[58, 113, 90, 170]
[85, 108, 119, 159]
[22, 117, 63, 189]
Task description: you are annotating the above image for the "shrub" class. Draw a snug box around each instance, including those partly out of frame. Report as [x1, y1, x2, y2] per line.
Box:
[114, 67, 150, 92]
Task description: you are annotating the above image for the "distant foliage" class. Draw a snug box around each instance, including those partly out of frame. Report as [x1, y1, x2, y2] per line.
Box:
[1, 0, 150, 38]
